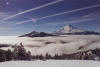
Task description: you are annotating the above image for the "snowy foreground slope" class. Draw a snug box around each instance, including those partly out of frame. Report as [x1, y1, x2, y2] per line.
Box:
[0, 35, 100, 55]
[0, 60, 100, 67]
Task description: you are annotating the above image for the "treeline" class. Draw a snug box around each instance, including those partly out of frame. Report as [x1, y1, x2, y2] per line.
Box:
[32, 49, 100, 60]
[0, 43, 100, 62]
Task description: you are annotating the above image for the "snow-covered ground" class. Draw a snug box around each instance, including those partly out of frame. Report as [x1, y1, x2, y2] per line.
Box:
[0, 60, 100, 67]
[0, 35, 100, 56]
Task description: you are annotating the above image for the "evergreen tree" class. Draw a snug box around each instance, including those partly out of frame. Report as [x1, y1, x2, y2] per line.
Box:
[17, 43, 27, 60]
[13, 45, 19, 60]
[13, 43, 28, 60]
[5, 49, 13, 61]
[26, 51, 32, 60]
[0, 49, 6, 62]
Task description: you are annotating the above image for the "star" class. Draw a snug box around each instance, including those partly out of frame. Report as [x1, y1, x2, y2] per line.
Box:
[6, 2, 10, 5]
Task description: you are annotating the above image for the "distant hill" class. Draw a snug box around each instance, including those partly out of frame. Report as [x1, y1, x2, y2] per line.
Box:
[19, 31, 55, 37]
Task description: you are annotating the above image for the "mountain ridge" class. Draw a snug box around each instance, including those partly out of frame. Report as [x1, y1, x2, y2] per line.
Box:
[19, 25, 100, 37]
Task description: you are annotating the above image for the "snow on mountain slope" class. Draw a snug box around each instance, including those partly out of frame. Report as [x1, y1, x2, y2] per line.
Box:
[54, 25, 85, 34]
[0, 60, 100, 67]
[54, 25, 100, 35]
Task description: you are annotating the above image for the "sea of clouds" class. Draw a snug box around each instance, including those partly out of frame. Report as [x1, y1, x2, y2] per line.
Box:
[0, 35, 100, 56]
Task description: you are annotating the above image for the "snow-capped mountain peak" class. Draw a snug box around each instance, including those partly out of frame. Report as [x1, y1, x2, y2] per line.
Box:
[54, 25, 85, 34]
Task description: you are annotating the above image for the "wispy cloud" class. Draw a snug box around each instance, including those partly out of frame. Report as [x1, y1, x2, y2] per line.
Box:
[0, 12, 13, 31]
[0, 12, 12, 27]
[1, 0, 63, 21]
[0, 0, 63, 31]
[0, 12, 10, 20]
[34, 18, 94, 26]
[38, 4, 100, 20]
[83, 11, 100, 19]
[0, 3, 100, 32]
[14, 4, 100, 25]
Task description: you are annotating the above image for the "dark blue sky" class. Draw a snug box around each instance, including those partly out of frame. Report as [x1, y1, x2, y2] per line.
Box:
[0, 0, 100, 35]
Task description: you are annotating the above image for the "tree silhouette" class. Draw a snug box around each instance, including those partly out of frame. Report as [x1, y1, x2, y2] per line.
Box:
[5, 49, 13, 61]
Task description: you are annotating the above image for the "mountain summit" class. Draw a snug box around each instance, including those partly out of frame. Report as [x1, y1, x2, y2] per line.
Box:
[53, 25, 100, 35]
[54, 25, 85, 34]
